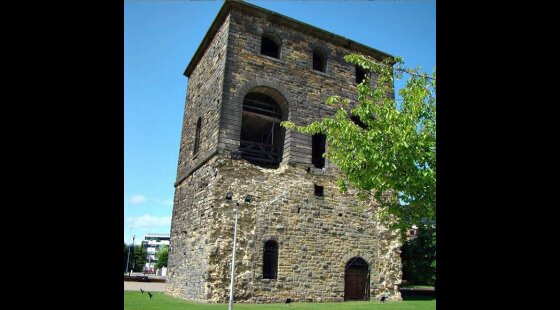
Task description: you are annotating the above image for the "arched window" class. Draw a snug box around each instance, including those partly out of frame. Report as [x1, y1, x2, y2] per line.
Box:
[193, 117, 202, 155]
[240, 92, 285, 168]
[261, 35, 280, 59]
[263, 240, 278, 279]
[313, 51, 327, 72]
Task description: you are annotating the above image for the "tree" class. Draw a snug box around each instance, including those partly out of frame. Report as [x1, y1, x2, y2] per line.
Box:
[281, 54, 435, 231]
[132, 245, 147, 272]
[401, 224, 436, 285]
[156, 245, 169, 269]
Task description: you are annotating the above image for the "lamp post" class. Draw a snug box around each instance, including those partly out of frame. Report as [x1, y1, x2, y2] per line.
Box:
[125, 228, 133, 275]
[226, 192, 253, 310]
[129, 235, 135, 276]
[228, 201, 238, 310]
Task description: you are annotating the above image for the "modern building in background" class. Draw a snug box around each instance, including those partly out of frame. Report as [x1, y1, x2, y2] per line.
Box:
[141, 233, 170, 270]
[167, 0, 402, 303]
[406, 225, 419, 241]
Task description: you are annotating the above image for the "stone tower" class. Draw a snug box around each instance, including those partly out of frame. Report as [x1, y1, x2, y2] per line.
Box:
[167, 0, 402, 303]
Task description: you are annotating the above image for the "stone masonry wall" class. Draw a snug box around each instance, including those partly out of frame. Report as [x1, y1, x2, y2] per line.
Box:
[171, 153, 401, 303]
[167, 13, 230, 301]
[219, 8, 379, 165]
[167, 157, 220, 301]
[175, 14, 230, 183]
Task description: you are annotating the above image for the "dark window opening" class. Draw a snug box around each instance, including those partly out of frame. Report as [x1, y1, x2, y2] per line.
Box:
[350, 115, 368, 129]
[261, 36, 280, 59]
[313, 52, 326, 72]
[263, 240, 278, 279]
[193, 117, 202, 155]
[241, 92, 285, 168]
[297, 207, 301, 213]
[355, 65, 368, 84]
[312, 133, 326, 168]
[314, 184, 324, 197]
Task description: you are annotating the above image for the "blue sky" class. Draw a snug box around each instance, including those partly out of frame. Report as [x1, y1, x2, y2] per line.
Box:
[124, 0, 436, 245]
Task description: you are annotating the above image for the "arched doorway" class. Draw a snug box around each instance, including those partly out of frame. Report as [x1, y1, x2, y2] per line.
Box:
[344, 257, 370, 301]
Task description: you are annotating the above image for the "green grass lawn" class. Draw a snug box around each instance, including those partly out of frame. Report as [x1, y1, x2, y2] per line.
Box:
[124, 292, 435, 310]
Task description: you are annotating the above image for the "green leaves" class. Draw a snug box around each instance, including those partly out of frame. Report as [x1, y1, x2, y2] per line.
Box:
[325, 95, 350, 106]
[132, 245, 147, 272]
[280, 53, 436, 232]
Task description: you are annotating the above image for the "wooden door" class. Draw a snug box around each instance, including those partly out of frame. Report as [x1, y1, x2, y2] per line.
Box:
[344, 257, 370, 301]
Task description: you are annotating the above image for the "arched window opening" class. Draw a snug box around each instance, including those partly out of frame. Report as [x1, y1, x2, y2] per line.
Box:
[313, 51, 326, 72]
[241, 92, 285, 168]
[263, 240, 278, 279]
[193, 117, 202, 155]
[261, 36, 280, 59]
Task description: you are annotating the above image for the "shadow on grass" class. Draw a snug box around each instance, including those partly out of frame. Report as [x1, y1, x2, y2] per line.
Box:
[400, 290, 436, 301]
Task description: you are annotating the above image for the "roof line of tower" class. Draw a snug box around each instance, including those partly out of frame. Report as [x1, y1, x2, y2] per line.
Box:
[184, 0, 395, 77]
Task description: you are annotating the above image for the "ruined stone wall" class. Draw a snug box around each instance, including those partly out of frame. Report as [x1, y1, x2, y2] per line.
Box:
[175, 14, 230, 183]
[183, 154, 401, 303]
[167, 156, 222, 301]
[168, 14, 230, 300]
[220, 8, 378, 165]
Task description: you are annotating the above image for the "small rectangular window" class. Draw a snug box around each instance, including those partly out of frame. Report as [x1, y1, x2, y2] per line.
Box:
[312, 133, 326, 168]
[355, 65, 368, 84]
[261, 36, 280, 59]
[193, 117, 202, 155]
[314, 184, 324, 197]
[313, 52, 326, 72]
